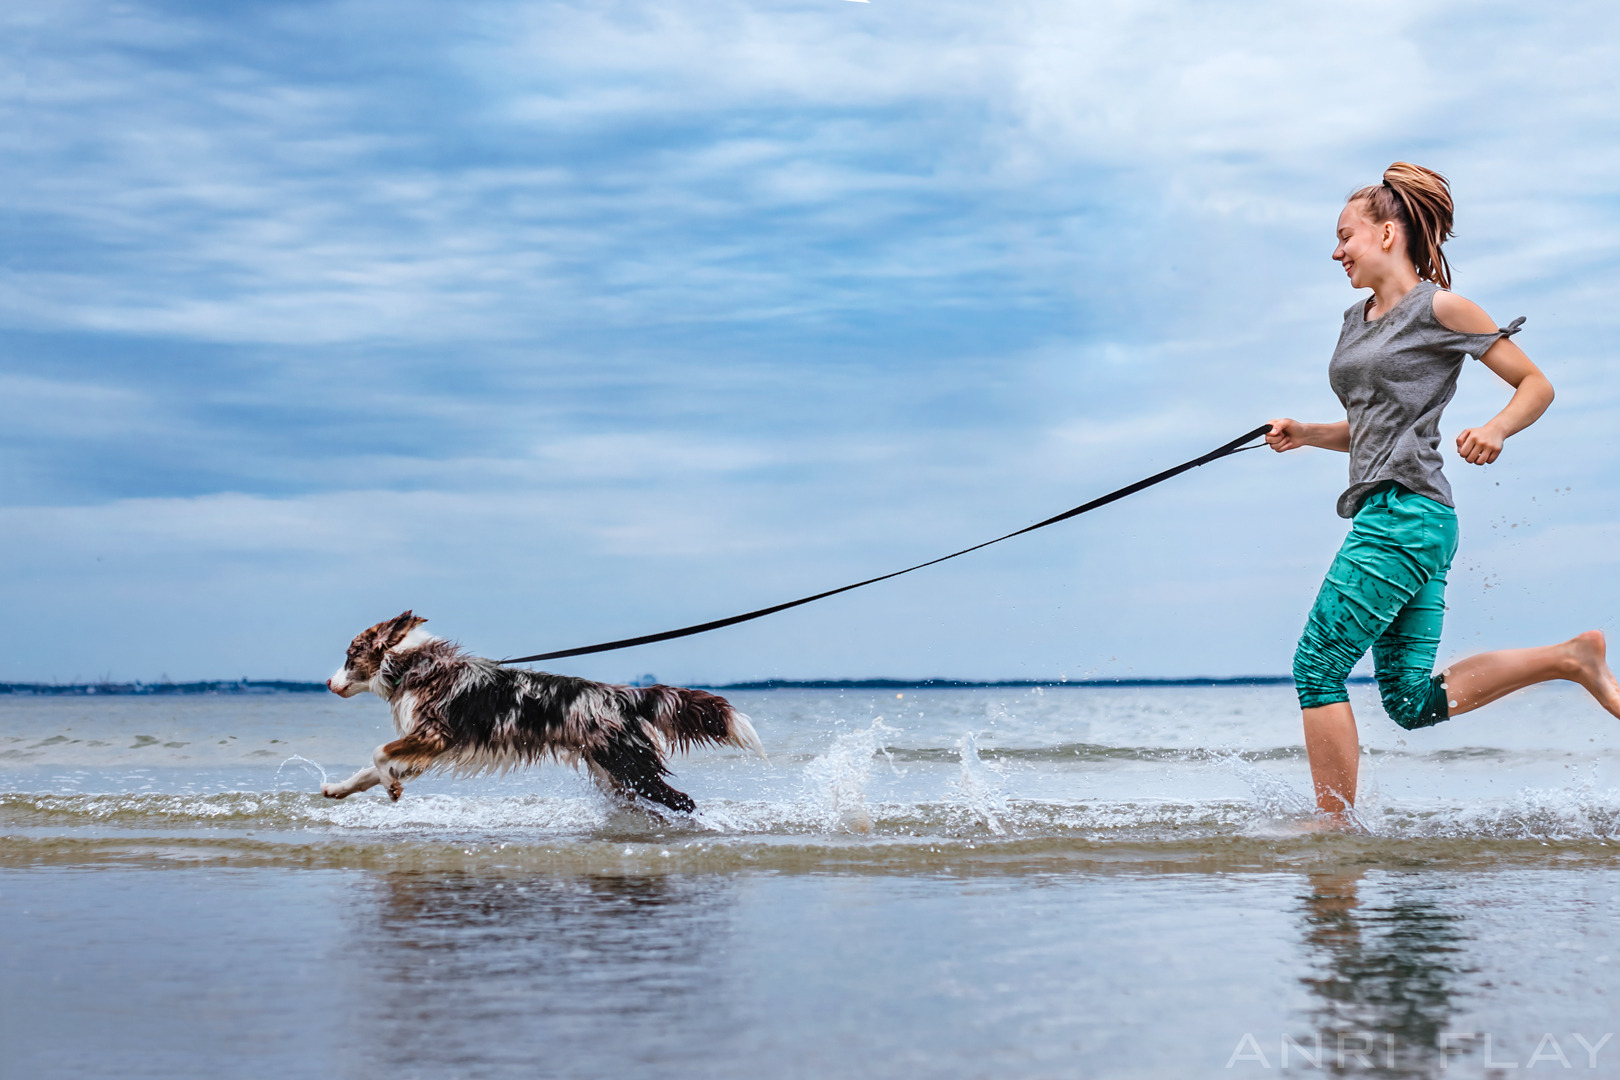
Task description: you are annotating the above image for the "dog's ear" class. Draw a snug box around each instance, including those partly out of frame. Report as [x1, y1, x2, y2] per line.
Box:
[373, 610, 429, 651]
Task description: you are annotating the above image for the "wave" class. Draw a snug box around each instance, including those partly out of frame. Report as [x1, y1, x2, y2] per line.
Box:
[1, 736, 1585, 769]
[883, 742, 1307, 763]
[6, 782, 1620, 857]
[6, 712, 1620, 873]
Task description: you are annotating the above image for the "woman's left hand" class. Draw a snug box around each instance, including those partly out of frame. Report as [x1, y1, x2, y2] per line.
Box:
[1456, 424, 1505, 465]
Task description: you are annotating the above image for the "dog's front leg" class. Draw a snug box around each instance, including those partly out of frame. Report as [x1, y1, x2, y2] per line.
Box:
[371, 744, 408, 801]
[322, 765, 384, 799]
[372, 731, 447, 802]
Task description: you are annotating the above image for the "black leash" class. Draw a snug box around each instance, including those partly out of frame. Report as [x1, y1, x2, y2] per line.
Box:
[501, 423, 1273, 665]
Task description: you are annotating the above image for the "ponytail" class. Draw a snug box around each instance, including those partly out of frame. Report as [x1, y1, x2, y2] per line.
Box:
[1348, 162, 1456, 289]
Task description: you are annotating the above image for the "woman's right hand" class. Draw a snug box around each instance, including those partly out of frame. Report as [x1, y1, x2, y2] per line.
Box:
[1264, 418, 1351, 453]
[1266, 418, 1306, 452]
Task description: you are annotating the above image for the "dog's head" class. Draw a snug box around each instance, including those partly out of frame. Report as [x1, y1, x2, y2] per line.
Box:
[327, 611, 429, 697]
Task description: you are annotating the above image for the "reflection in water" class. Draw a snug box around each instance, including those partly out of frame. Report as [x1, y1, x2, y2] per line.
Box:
[344, 872, 742, 1078]
[1293, 872, 1473, 1078]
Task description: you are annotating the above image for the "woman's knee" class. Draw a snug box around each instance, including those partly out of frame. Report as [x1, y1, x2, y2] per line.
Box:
[1379, 671, 1450, 730]
[1294, 631, 1353, 710]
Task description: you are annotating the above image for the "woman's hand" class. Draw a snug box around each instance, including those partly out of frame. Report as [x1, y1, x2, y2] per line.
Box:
[1266, 418, 1307, 452]
[1456, 423, 1506, 465]
[1266, 418, 1350, 453]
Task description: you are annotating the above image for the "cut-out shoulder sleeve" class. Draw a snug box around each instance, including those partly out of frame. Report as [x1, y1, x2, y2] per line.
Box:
[1461, 314, 1526, 361]
[1427, 291, 1525, 360]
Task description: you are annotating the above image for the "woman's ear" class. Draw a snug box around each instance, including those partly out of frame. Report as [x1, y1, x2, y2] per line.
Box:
[1380, 220, 1398, 252]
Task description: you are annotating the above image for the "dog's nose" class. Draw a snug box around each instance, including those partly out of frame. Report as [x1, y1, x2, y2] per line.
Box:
[326, 677, 339, 694]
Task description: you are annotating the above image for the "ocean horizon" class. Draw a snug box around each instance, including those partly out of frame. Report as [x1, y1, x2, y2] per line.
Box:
[1, 674, 1383, 696]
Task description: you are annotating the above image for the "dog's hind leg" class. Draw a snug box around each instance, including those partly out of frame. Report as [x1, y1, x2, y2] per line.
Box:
[372, 729, 449, 802]
[322, 765, 384, 799]
[588, 731, 697, 814]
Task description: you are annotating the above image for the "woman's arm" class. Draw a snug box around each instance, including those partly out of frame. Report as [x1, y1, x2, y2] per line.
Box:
[1433, 291, 1555, 465]
[1266, 418, 1350, 453]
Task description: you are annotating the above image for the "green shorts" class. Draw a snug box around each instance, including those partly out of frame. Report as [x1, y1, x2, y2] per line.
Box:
[1293, 482, 1460, 729]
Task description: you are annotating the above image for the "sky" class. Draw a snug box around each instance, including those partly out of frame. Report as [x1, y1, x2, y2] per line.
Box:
[3, 0, 1618, 685]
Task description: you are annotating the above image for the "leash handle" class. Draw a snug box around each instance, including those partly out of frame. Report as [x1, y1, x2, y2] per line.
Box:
[501, 423, 1274, 665]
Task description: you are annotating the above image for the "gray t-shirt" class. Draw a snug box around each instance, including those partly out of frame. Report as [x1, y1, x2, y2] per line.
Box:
[1329, 281, 1525, 518]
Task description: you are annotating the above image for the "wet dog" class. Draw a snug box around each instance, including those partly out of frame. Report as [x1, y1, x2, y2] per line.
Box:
[321, 611, 763, 812]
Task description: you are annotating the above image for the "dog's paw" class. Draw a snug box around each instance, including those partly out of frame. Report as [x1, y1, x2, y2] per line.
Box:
[387, 779, 403, 801]
[320, 784, 348, 800]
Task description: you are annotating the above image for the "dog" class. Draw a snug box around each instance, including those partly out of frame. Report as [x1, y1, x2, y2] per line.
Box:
[321, 611, 764, 812]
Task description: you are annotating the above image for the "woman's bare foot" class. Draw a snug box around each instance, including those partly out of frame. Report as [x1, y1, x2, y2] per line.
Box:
[1292, 813, 1357, 834]
[1284, 807, 1372, 836]
[1565, 630, 1620, 719]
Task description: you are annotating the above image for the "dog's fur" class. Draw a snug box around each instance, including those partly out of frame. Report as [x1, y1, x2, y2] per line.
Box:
[321, 611, 764, 812]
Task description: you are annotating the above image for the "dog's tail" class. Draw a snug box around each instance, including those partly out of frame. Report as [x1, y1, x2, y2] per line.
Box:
[640, 686, 767, 760]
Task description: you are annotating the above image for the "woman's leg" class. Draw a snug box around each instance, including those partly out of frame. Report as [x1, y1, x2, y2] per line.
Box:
[1294, 485, 1453, 818]
[1443, 630, 1620, 718]
[1302, 702, 1360, 815]
[1372, 569, 1452, 731]
[1295, 564, 1415, 818]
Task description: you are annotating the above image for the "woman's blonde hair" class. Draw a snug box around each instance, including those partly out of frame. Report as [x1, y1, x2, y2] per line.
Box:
[1349, 162, 1455, 289]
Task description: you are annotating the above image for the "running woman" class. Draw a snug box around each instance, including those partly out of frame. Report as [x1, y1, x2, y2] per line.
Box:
[1266, 162, 1620, 820]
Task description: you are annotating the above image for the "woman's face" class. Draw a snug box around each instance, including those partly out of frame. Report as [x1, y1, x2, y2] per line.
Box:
[1332, 200, 1397, 290]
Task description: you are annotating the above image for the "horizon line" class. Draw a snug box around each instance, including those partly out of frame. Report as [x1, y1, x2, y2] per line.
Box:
[0, 675, 1371, 696]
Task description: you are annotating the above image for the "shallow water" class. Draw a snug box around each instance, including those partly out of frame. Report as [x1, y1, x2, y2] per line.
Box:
[4, 684, 1620, 1077]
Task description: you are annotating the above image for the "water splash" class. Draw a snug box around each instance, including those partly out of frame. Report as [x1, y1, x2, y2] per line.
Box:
[1186, 748, 1345, 835]
[952, 731, 1007, 835]
[800, 717, 896, 833]
[1192, 749, 1314, 819]
[1392, 768, 1620, 840]
[275, 754, 328, 788]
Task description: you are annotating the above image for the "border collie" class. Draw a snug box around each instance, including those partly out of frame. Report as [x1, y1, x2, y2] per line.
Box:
[321, 611, 764, 812]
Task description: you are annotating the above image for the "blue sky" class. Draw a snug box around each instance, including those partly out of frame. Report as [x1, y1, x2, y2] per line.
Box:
[3, 0, 1618, 683]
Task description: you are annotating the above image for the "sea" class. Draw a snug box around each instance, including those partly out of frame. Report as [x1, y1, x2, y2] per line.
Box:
[4, 681, 1620, 1079]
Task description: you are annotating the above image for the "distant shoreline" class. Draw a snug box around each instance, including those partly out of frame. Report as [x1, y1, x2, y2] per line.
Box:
[1, 675, 1375, 696]
[0, 680, 333, 696]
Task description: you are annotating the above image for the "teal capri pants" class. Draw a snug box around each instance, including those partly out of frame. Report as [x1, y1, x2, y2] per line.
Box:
[1293, 482, 1459, 730]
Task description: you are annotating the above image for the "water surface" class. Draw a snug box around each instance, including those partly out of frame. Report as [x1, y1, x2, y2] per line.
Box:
[4, 684, 1619, 1077]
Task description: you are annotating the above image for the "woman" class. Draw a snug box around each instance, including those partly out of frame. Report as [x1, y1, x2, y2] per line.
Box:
[1266, 161, 1620, 821]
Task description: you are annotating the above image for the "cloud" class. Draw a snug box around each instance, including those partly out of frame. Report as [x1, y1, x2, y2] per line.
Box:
[3, 0, 1619, 679]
